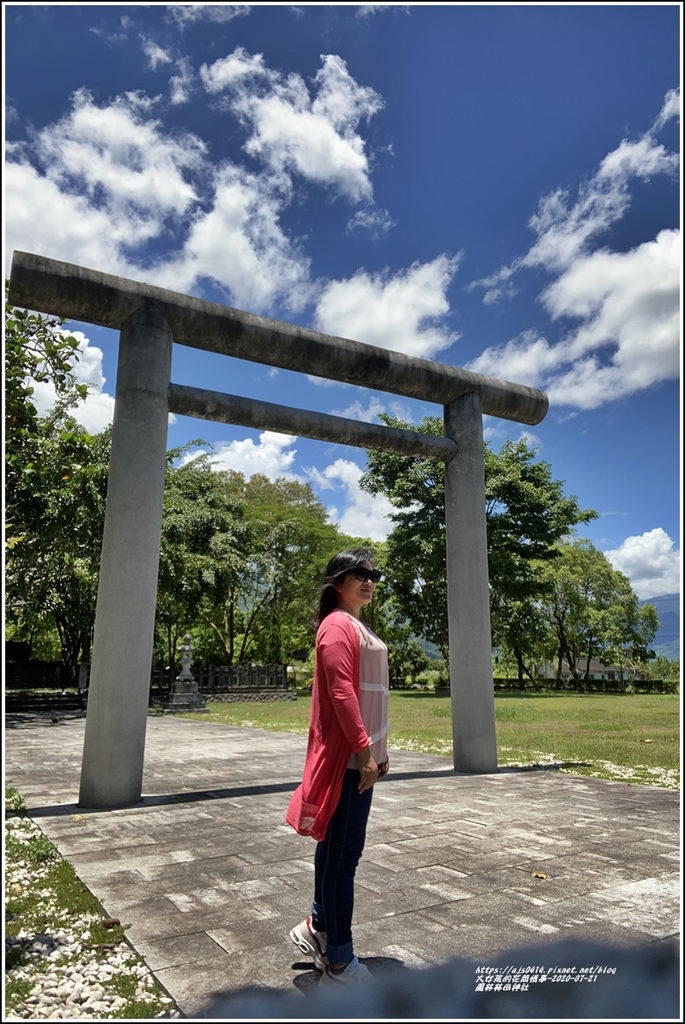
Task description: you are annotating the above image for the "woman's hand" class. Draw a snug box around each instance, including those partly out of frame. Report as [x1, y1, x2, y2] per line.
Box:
[356, 746, 379, 792]
[377, 758, 389, 779]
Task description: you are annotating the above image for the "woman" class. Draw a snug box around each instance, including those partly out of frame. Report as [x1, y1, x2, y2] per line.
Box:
[286, 549, 389, 986]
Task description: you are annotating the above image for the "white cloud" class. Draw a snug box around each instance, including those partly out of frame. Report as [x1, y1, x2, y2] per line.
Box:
[346, 207, 396, 238]
[355, 4, 411, 16]
[545, 234, 680, 408]
[200, 49, 383, 201]
[466, 330, 558, 389]
[306, 375, 348, 389]
[203, 432, 302, 481]
[652, 87, 680, 132]
[169, 58, 194, 105]
[200, 48, 268, 92]
[542, 229, 676, 325]
[330, 397, 387, 423]
[5, 160, 130, 276]
[147, 163, 312, 313]
[306, 466, 335, 492]
[315, 255, 460, 359]
[5, 49, 389, 319]
[320, 459, 395, 541]
[5, 87, 313, 316]
[29, 332, 116, 435]
[468, 263, 518, 306]
[5, 89, 207, 279]
[141, 37, 172, 71]
[34, 88, 204, 220]
[89, 19, 131, 47]
[523, 128, 677, 279]
[604, 528, 681, 601]
[596, 134, 679, 182]
[171, 5, 252, 27]
[471, 88, 679, 301]
[465, 85, 680, 411]
[468, 229, 680, 410]
[516, 430, 542, 451]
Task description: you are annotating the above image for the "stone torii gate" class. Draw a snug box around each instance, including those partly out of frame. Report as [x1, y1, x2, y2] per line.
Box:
[9, 251, 548, 809]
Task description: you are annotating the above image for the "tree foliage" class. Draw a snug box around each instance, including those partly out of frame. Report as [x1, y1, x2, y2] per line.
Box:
[155, 454, 249, 670]
[6, 419, 110, 665]
[155, 462, 351, 669]
[360, 416, 597, 660]
[5, 294, 104, 664]
[200, 472, 345, 666]
[540, 539, 659, 682]
[5, 293, 89, 543]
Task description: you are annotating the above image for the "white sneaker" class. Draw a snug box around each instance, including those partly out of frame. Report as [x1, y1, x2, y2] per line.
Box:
[289, 916, 327, 972]
[319, 956, 371, 987]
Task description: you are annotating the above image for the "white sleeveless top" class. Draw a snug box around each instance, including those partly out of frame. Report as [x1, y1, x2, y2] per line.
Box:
[344, 614, 390, 768]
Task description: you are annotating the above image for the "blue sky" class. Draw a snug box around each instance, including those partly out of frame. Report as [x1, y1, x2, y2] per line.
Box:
[4, 3, 681, 601]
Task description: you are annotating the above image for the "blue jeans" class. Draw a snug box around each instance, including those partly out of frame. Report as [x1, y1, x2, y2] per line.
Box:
[311, 768, 373, 965]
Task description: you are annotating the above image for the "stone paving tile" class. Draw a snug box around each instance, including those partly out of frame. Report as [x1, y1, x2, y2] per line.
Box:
[208, 916, 297, 956]
[356, 857, 469, 896]
[359, 911, 465, 966]
[134, 931, 230, 972]
[536, 848, 666, 885]
[553, 874, 681, 940]
[123, 906, 236, 943]
[359, 878, 468, 915]
[416, 889, 567, 949]
[98, 893, 182, 921]
[414, 892, 658, 960]
[153, 951, 243, 1018]
[156, 941, 323, 1017]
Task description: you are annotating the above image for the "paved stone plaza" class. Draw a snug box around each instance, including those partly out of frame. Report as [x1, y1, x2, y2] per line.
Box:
[4, 710, 680, 1018]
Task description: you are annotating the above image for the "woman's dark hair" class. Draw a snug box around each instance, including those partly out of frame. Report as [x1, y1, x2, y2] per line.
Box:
[316, 548, 375, 626]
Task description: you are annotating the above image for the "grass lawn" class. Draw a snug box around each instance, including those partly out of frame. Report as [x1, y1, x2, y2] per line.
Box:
[181, 690, 680, 789]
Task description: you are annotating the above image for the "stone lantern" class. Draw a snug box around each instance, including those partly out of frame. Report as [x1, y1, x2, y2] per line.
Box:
[167, 634, 206, 712]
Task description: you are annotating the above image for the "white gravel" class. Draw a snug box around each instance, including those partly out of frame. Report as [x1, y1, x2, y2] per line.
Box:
[4, 816, 180, 1020]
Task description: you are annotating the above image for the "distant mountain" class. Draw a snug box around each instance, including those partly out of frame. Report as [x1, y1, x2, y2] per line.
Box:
[640, 593, 680, 661]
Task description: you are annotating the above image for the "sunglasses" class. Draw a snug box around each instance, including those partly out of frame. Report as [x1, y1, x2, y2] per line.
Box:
[350, 568, 382, 583]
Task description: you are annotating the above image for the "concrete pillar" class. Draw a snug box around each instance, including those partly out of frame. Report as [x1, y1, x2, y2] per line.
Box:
[444, 392, 498, 773]
[79, 302, 172, 808]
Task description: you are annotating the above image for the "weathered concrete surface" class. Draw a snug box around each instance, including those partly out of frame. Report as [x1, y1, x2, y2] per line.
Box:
[8, 251, 548, 425]
[79, 302, 172, 809]
[444, 391, 497, 772]
[168, 383, 458, 461]
[4, 712, 679, 1019]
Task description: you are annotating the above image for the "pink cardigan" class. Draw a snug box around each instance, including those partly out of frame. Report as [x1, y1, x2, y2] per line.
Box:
[285, 611, 369, 841]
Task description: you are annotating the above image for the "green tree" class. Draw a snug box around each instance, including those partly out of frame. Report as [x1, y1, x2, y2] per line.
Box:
[491, 590, 557, 685]
[5, 293, 89, 546]
[644, 655, 680, 687]
[605, 598, 659, 678]
[155, 455, 249, 671]
[6, 419, 110, 666]
[5, 295, 106, 665]
[166, 467, 347, 668]
[360, 416, 596, 661]
[540, 539, 659, 684]
[217, 473, 345, 664]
